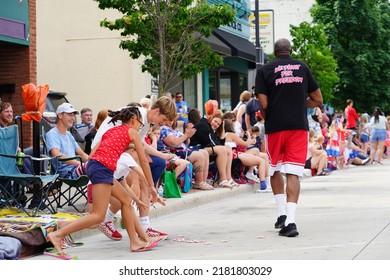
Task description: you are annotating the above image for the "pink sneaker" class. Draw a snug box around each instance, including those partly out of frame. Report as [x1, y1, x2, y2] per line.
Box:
[98, 221, 122, 241]
[146, 228, 168, 241]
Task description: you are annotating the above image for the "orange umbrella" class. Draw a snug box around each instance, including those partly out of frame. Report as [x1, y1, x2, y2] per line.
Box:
[21, 83, 49, 122]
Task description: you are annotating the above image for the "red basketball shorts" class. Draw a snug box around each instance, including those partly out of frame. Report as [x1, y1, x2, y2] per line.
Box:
[265, 130, 308, 177]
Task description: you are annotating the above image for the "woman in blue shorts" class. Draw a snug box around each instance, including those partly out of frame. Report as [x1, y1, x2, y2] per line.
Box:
[368, 107, 389, 164]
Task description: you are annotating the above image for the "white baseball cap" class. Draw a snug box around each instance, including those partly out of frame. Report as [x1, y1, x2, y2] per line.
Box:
[56, 103, 79, 115]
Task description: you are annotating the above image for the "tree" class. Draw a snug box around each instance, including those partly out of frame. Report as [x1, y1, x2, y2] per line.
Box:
[289, 21, 339, 104]
[311, 0, 390, 113]
[95, 0, 236, 96]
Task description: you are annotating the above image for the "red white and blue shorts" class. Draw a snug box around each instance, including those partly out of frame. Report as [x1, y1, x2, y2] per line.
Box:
[265, 130, 308, 177]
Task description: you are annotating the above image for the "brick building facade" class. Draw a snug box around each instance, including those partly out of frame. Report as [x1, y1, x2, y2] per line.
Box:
[0, 0, 37, 147]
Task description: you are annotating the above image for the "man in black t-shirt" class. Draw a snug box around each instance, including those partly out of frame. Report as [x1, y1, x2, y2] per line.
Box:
[255, 38, 323, 237]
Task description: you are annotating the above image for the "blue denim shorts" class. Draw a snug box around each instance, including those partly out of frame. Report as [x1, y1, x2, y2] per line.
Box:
[370, 129, 386, 142]
[86, 160, 114, 185]
[360, 134, 369, 143]
[176, 149, 193, 159]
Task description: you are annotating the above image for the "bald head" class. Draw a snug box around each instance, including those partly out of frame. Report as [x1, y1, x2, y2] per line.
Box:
[274, 38, 292, 56]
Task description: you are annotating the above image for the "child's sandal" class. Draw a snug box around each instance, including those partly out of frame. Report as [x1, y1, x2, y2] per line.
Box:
[217, 180, 233, 189]
[228, 179, 239, 187]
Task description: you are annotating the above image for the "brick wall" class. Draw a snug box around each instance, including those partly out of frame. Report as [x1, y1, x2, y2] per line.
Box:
[0, 0, 37, 149]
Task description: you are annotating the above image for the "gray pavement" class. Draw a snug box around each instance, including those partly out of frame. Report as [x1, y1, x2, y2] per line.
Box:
[30, 161, 390, 260]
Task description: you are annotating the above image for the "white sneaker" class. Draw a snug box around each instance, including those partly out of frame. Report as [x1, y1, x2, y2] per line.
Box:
[255, 186, 272, 193]
[245, 173, 260, 183]
[303, 169, 312, 177]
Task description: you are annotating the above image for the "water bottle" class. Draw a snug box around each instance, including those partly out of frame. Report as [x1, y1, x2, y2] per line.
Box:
[16, 152, 25, 166]
[158, 185, 164, 197]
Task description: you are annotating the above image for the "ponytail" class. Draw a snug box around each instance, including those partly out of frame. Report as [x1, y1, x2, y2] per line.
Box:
[108, 106, 141, 125]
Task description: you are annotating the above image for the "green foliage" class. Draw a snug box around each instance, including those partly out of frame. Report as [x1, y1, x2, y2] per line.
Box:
[95, 0, 236, 96]
[311, 0, 390, 113]
[289, 22, 339, 104]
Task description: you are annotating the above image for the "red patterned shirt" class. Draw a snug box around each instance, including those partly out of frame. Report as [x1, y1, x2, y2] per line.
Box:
[90, 124, 131, 171]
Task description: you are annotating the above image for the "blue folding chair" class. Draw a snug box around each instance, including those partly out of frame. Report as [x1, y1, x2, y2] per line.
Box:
[0, 125, 59, 216]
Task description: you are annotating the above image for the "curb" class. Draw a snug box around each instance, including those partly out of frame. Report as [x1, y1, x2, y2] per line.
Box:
[149, 183, 256, 218]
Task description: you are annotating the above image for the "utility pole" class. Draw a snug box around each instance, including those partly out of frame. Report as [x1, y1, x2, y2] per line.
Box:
[254, 0, 264, 69]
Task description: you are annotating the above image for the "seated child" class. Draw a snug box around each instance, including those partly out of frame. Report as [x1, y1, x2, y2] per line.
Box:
[149, 126, 190, 190]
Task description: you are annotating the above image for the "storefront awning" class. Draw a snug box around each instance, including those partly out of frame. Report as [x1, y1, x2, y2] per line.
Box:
[204, 34, 232, 56]
[213, 29, 256, 63]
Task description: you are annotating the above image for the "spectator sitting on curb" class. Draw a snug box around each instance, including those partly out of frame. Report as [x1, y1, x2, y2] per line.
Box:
[305, 129, 329, 176]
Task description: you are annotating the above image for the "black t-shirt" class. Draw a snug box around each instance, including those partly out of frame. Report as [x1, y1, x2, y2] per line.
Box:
[189, 117, 224, 148]
[255, 56, 319, 134]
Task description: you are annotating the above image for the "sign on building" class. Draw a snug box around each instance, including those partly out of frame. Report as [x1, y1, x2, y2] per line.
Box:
[249, 10, 274, 55]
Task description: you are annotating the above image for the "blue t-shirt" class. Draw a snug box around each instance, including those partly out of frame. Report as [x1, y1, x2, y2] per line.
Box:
[175, 100, 189, 124]
[45, 127, 79, 178]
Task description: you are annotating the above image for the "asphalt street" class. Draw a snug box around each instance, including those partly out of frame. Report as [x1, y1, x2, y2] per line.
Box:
[30, 161, 390, 261]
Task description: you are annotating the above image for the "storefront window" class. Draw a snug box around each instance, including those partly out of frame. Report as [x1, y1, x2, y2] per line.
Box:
[239, 74, 248, 93]
[183, 76, 197, 109]
[208, 70, 218, 101]
[220, 76, 232, 112]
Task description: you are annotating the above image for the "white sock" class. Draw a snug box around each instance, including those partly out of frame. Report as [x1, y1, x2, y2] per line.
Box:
[285, 202, 297, 226]
[104, 208, 115, 223]
[274, 194, 287, 217]
[139, 216, 150, 230]
[266, 176, 271, 187]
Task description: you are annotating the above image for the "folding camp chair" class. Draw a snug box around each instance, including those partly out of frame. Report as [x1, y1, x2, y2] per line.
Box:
[40, 129, 89, 213]
[0, 125, 59, 216]
[53, 156, 88, 213]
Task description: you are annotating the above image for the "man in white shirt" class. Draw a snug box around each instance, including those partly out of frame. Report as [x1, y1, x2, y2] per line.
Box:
[91, 96, 177, 240]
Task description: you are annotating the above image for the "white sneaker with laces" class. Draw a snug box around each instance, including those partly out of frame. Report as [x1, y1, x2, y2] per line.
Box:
[245, 173, 260, 183]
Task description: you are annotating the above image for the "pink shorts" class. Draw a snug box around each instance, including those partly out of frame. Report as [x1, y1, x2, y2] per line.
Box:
[265, 130, 308, 177]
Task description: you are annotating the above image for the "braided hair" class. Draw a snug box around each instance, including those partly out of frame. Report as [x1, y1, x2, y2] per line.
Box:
[108, 106, 141, 126]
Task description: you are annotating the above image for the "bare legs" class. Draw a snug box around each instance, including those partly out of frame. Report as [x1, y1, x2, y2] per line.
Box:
[173, 158, 188, 178]
[271, 172, 300, 212]
[205, 146, 230, 182]
[47, 183, 112, 254]
[369, 141, 386, 163]
[48, 180, 150, 254]
[310, 151, 328, 174]
[244, 148, 270, 179]
[238, 153, 267, 181]
[285, 174, 300, 203]
[187, 150, 208, 184]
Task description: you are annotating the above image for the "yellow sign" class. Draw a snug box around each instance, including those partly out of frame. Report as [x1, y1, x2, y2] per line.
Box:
[249, 10, 274, 55]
